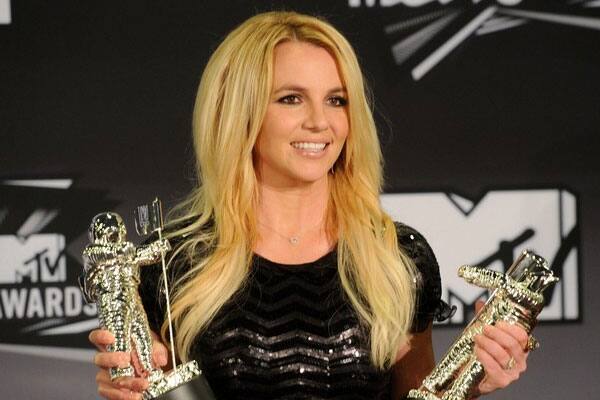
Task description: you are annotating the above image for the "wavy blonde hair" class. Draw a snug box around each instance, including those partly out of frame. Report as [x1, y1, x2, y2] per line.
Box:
[164, 11, 417, 370]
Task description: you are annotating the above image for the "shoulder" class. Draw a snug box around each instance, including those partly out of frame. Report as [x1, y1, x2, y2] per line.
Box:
[83, 242, 114, 254]
[392, 222, 454, 331]
[82, 243, 118, 266]
[393, 221, 438, 270]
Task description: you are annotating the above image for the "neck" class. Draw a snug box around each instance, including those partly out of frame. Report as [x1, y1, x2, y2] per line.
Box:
[254, 177, 335, 264]
[257, 178, 329, 233]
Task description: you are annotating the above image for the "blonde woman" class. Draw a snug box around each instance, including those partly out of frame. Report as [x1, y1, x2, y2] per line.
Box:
[90, 11, 530, 400]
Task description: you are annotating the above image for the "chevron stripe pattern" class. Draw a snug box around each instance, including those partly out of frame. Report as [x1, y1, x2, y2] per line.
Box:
[140, 223, 444, 399]
[193, 251, 390, 399]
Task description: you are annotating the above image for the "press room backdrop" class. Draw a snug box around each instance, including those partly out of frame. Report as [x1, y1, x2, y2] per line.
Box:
[1, 1, 598, 399]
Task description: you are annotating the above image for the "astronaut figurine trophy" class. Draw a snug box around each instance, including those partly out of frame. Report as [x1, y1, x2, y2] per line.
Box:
[81, 198, 201, 399]
[408, 250, 559, 400]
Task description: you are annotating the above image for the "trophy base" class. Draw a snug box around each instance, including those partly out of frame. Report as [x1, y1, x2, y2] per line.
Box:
[143, 361, 201, 400]
[407, 389, 442, 400]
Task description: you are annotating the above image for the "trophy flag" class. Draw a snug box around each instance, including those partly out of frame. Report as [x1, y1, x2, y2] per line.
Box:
[134, 198, 164, 236]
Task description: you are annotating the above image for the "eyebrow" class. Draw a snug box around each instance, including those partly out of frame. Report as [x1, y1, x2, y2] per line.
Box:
[273, 85, 347, 95]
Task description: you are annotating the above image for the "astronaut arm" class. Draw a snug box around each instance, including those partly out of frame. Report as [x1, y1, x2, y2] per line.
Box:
[135, 239, 171, 266]
[458, 266, 506, 290]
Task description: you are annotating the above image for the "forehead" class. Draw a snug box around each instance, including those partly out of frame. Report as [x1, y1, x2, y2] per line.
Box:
[271, 41, 344, 87]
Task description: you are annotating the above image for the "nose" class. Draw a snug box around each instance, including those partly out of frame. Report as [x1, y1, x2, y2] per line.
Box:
[302, 102, 329, 132]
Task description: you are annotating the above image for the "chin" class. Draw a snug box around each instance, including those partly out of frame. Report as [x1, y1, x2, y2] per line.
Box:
[259, 163, 332, 187]
[291, 169, 330, 185]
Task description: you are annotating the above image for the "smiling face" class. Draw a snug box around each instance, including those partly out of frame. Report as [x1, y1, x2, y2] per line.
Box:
[253, 41, 349, 188]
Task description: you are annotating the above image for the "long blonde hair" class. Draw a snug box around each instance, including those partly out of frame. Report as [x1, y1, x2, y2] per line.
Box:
[165, 11, 417, 370]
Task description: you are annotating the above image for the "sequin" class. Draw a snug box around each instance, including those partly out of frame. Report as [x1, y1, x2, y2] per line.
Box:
[139, 222, 450, 399]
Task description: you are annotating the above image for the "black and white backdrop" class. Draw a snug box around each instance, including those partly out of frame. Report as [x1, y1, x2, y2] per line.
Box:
[1, 1, 598, 399]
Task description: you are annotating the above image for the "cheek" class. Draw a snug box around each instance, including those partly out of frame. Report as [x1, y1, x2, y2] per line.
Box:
[255, 115, 283, 153]
[254, 129, 289, 168]
[332, 116, 349, 161]
[331, 111, 349, 140]
[340, 121, 349, 140]
[261, 105, 300, 137]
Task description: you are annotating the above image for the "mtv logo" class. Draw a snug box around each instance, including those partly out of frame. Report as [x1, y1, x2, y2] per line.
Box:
[0, 0, 11, 25]
[0, 234, 67, 284]
[381, 189, 579, 324]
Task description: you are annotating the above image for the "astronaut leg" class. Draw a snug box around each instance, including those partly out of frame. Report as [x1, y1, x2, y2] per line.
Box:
[131, 298, 164, 383]
[97, 293, 135, 380]
[441, 356, 485, 400]
[423, 332, 477, 392]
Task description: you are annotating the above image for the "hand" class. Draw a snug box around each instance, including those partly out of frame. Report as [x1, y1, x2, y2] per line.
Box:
[472, 301, 530, 396]
[158, 238, 171, 253]
[89, 329, 169, 400]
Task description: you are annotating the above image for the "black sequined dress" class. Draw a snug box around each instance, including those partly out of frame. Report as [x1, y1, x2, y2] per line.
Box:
[139, 223, 451, 399]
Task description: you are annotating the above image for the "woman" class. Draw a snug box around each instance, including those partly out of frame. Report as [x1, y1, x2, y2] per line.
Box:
[90, 11, 529, 400]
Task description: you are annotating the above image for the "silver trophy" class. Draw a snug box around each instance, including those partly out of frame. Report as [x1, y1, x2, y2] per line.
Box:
[81, 198, 201, 399]
[408, 250, 559, 400]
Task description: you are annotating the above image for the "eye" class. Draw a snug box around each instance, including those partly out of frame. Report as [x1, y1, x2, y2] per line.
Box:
[328, 96, 348, 107]
[277, 94, 301, 104]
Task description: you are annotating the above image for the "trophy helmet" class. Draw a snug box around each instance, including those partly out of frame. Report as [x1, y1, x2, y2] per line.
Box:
[89, 212, 127, 244]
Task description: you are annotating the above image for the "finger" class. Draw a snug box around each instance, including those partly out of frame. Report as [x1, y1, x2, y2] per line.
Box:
[152, 339, 169, 367]
[474, 332, 513, 371]
[483, 324, 528, 366]
[131, 348, 143, 376]
[474, 299, 486, 314]
[94, 352, 131, 369]
[98, 384, 143, 400]
[149, 330, 169, 367]
[114, 377, 149, 392]
[475, 345, 513, 391]
[496, 321, 529, 351]
[483, 324, 524, 358]
[89, 329, 115, 352]
[96, 370, 149, 392]
[96, 369, 112, 386]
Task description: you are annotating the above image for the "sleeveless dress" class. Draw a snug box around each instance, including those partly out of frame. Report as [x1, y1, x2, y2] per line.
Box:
[139, 222, 452, 399]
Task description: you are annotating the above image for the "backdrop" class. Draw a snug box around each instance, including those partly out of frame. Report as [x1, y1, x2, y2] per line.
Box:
[1, 1, 598, 399]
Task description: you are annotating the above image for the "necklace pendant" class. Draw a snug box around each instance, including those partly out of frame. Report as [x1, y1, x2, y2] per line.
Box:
[289, 236, 299, 245]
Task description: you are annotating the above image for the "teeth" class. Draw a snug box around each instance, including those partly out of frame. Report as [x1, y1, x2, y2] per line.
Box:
[291, 142, 327, 151]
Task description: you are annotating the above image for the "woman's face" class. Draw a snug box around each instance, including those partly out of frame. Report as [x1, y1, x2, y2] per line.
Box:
[254, 41, 349, 188]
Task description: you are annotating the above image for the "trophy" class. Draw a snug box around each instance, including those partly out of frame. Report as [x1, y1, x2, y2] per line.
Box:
[81, 198, 201, 399]
[408, 250, 559, 400]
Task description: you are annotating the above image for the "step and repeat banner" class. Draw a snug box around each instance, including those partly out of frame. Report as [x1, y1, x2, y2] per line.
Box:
[1, 1, 598, 399]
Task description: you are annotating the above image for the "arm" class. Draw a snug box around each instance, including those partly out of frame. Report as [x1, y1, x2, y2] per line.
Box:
[393, 223, 529, 399]
[391, 324, 435, 400]
[392, 223, 443, 399]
